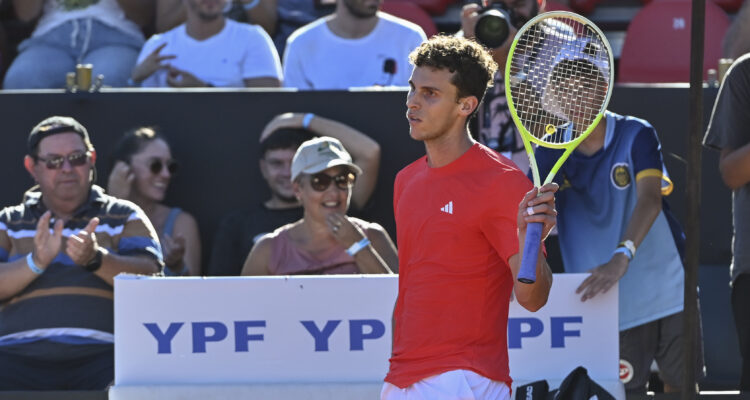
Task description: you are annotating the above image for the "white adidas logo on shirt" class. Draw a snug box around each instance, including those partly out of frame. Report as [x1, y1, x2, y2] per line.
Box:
[440, 201, 454, 215]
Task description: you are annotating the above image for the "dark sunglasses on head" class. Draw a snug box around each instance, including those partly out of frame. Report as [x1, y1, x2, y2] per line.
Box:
[309, 171, 356, 192]
[35, 151, 90, 169]
[149, 159, 179, 175]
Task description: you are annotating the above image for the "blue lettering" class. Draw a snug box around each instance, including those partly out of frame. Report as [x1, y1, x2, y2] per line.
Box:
[192, 321, 228, 353]
[234, 320, 266, 352]
[550, 316, 582, 348]
[144, 322, 184, 354]
[349, 319, 385, 351]
[300, 320, 341, 351]
[508, 318, 543, 349]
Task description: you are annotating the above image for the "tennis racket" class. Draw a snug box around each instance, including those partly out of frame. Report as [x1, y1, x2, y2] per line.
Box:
[505, 11, 614, 283]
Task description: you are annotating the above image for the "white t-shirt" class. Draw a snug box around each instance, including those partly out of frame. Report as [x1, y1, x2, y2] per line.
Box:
[283, 12, 426, 90]
[33, 0, 143, 40]
[137, 19, 282, 88]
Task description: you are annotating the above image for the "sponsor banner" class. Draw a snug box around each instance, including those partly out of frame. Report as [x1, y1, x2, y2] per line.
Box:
[508, 274, 619, 383]
[114, 273, 617, 385]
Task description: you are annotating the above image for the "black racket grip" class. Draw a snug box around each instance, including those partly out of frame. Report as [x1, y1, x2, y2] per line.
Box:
[518, 221, 543, 284]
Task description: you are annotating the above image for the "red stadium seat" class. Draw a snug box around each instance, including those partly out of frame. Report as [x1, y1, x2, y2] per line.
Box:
[381, 2, 439, 38]
[641, 0, 743, 14]
[384, 0, 454, 16]
[618, 0, 730, 83]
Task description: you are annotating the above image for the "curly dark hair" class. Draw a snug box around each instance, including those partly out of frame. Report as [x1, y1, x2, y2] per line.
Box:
[409, 35, 498, 115]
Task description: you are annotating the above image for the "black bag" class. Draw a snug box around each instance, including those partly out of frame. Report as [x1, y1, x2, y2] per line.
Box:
[515, 366, 616, 400]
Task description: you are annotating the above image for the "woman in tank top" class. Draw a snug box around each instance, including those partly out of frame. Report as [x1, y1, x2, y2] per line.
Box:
[241, 136, 397, 275]
[107, 126, 201, 276]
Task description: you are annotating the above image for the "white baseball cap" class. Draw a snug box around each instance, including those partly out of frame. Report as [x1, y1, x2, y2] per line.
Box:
[290, 137, 362, 182]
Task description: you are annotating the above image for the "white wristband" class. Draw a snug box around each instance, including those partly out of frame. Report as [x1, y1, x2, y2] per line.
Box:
[26, 253, 43, 275]
[618, 240, 636, 258]
[346, 237, 371, 257]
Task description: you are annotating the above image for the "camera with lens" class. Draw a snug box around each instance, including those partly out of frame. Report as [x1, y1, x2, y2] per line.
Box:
[474, 1, 515, 49]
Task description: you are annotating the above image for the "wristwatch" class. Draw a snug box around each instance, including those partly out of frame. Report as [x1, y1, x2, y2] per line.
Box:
[84, 247, 107, 272]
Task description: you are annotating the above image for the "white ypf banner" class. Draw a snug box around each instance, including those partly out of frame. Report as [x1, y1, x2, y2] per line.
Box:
[114, 273, 617, 386]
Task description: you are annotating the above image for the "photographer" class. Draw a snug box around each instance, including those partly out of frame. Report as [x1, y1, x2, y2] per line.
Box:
[459, 0, 544, 175]
[457, 0, 568, 276]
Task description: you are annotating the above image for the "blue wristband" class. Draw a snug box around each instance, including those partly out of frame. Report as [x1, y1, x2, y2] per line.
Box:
[26, 253, 43, 275]
[346, 237, 371, 257]
[613, 246, 633, 261]
[302, 113, 315, 129]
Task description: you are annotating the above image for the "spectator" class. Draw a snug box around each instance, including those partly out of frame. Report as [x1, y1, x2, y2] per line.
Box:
[0, 116, 162, 390]
[107, 127, 201, 276]
[722, 0, 750, 59]
[241, 0, 334, 57]
[131, 0, 281, 88]
[533, 52, 703, 396]
[458, 0, 569, 274]
[704, 54, 750, 392]
[241, 136, 396, 275]
[282, 0, 426, 90]
[207, 112, 381, 275]
[460, 0, 544, 175]
[3, 0, 147, 89]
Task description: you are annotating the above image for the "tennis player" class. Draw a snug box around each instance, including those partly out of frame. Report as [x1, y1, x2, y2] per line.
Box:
[381, 35, 558, 400]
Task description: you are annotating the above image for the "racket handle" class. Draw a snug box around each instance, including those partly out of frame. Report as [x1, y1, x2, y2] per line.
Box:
[518, 222, 543, 284]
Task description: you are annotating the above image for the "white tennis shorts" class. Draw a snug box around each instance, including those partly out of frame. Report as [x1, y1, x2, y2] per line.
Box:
[380, 369, 511, 400]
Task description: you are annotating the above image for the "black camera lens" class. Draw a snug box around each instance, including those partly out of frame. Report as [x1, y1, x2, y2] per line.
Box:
[475, 8, 512, 49]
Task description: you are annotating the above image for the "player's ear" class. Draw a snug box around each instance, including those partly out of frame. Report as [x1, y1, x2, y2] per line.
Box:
[458, 96, 479, 117]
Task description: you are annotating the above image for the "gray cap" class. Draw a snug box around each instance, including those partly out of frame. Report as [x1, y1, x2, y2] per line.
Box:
[291, 137, 362, 182]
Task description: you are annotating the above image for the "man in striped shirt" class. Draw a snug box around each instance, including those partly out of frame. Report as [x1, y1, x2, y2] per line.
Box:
[0, 116, 163, 390]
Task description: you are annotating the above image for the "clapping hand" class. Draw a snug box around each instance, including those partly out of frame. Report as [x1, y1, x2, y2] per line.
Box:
[66, 218, 100, 266]
[33, 211, 64, 270]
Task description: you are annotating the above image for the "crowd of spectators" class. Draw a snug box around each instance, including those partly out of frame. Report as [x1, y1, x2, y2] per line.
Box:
[0, 0, 426, 89]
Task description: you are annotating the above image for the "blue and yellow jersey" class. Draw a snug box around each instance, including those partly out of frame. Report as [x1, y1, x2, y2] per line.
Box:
[534, 111, 685, 331]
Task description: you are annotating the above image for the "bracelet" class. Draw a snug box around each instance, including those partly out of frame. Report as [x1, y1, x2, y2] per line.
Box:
[618, 240, 637, 258]
[613, 246, 633, 261]
[26, 253, 43, 275]
[243, 0, 261, 10]
[346, 237, 371, 257]
[302, 113, 315, 129]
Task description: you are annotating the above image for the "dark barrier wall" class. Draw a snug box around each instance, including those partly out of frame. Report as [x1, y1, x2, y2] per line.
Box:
[0, 86, 729, 271]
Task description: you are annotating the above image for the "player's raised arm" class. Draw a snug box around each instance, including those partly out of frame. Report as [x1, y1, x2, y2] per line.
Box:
[511, 183, 557, 311]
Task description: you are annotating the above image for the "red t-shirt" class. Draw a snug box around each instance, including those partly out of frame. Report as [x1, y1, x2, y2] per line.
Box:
[385, 143, 533, 389]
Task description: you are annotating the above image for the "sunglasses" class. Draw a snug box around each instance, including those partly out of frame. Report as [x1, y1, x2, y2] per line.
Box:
[309, 171, 356, 192]
[35, 151, 90, 169]
[149, 159, 179, 175]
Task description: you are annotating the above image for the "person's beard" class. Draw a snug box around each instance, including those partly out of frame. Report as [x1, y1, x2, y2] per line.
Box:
[188, 0, 224, 22]
[342, 0, 379, 19]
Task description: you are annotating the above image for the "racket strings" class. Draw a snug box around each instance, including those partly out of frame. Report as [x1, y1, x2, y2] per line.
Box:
[509, 16, 611, 145]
